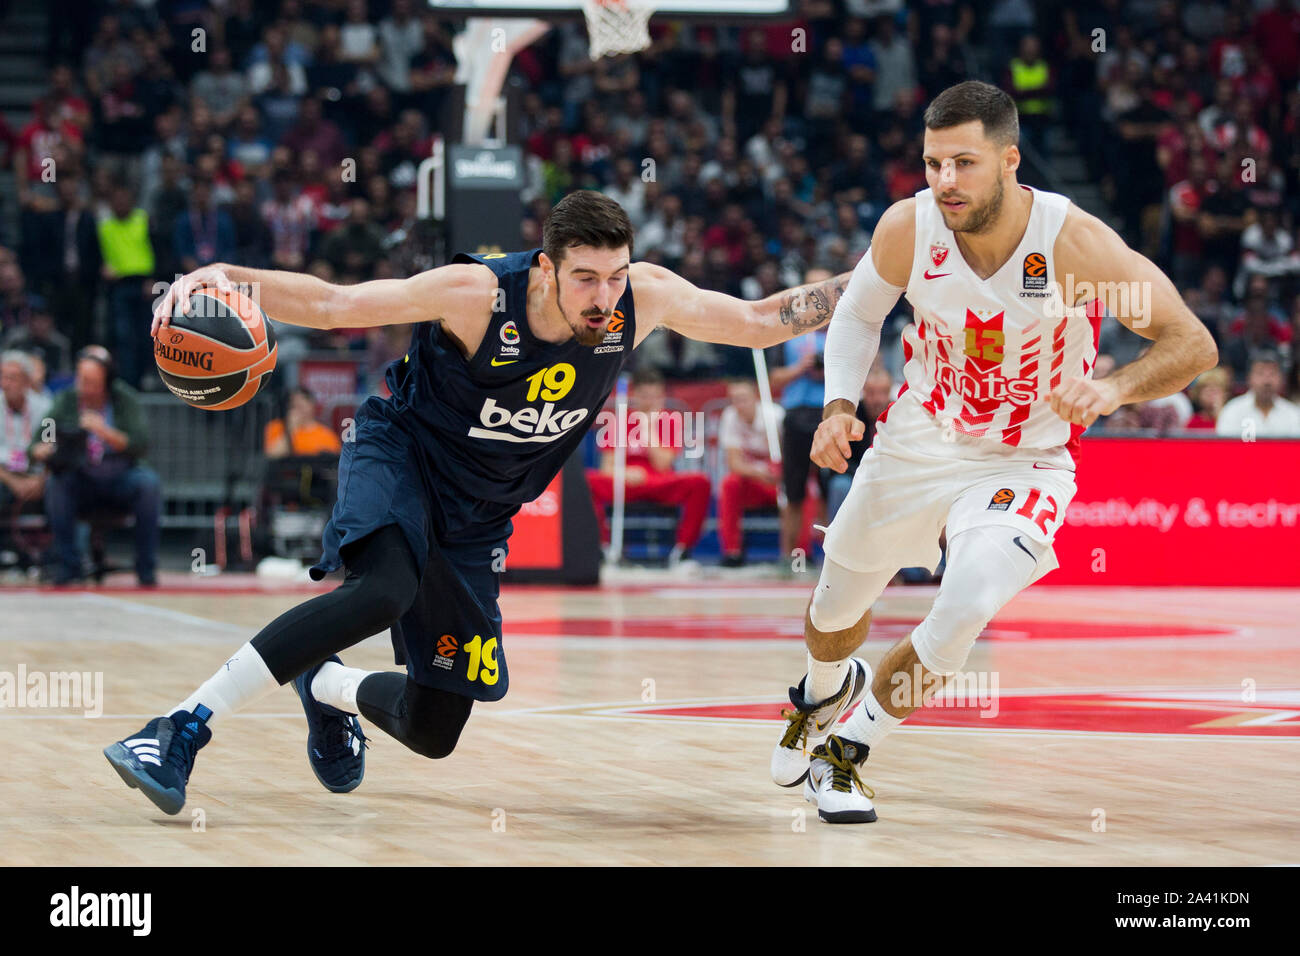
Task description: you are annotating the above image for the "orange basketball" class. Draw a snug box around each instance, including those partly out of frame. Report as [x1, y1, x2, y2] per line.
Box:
[154, 288, 278, 410]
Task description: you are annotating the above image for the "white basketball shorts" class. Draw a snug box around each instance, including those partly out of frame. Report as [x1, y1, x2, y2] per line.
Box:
[821, 392, 1077, 583]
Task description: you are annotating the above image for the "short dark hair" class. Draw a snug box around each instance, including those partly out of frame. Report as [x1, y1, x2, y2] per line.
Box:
[923, 81, 1020, 147]
[542, 190, 635, 266]
[76, 345, 115, 383]
[1249, 349, 1282, 371]
[631, 367, 664, 389]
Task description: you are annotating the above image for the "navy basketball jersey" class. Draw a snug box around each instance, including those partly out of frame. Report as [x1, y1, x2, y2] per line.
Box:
[384, 248, 635, 530]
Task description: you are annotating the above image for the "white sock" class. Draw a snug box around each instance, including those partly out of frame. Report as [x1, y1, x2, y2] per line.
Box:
[840, 688, 903, 750]
[310, 661, 374, 714]
[806, 652, 850, 702]
[173, 642, 279, 725]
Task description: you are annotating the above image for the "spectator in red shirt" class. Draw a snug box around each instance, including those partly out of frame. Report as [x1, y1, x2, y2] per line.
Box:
[1253, 0, 1300, 88]
[47, 64, 91, 137]
[1220, 97, 1272, 156]
[283, 96, 349, 170]
[1156, 117, 1216, 188]
[1224, 285, 1294, 382]
[716, 379, 783, 567]
[1208, 9, 1250, 80]
[1236, 41, 1281, 112]
[884, 140, 927, 202]
[701, 204, 752, 271]
[261, 169, 315, 271]
[1197, 77, 1237, 145]
[1150, 63, 1202, 116]
[14, 96, 84, 213]
[1185, 366, 1232, 429]
[586, 370, 711, 567]
[1168, 153, 1212, 285]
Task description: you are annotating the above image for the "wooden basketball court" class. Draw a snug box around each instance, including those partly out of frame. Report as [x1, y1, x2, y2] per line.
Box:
[2, 573, 1297, 865]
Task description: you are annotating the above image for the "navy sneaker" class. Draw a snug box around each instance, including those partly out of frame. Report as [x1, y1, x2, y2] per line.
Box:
[293, 656, 367, 793]
[104, 706, 213, 815]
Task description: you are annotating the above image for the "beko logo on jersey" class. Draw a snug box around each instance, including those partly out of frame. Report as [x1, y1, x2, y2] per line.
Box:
[470, 397, 590, 443]
[934, 362, 1037, 405]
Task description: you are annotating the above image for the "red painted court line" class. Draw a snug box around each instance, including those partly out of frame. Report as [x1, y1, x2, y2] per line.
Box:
[0, 584, 329, 596]
[625, 695, 1300, 737]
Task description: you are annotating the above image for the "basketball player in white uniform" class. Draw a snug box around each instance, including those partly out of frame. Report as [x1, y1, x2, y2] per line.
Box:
[771, 81, 1218, 823]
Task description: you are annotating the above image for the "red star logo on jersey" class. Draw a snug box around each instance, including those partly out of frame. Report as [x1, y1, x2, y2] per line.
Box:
[930, 243, 949, 268]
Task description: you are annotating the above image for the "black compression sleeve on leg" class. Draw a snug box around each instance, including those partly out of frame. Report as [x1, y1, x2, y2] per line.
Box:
[251, 524, 419, 684]
[356, 673, 474, 759]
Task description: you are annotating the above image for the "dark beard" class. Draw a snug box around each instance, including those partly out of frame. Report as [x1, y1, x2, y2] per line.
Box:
[951, 176, 1005, 234]
[556, 284, 609, 347]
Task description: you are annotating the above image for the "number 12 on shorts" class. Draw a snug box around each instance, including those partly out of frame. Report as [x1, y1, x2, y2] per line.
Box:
[1015, 488, 1058, 534]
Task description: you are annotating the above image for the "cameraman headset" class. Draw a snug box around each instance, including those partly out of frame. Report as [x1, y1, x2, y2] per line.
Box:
[30, 346, 131, 469]
[32, 345, 161, 585]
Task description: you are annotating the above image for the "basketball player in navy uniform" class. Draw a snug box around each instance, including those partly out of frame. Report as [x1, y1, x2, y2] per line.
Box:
[104, 190, 852, 814]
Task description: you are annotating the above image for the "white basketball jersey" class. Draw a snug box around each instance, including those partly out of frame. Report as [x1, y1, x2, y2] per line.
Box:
[894, 185, 1102, 465]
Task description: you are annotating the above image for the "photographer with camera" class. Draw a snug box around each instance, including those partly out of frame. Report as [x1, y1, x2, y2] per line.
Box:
[29, 346, 160, 586]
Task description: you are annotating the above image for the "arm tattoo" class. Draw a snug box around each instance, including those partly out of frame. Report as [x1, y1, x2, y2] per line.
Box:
[776, 273, 851, 335]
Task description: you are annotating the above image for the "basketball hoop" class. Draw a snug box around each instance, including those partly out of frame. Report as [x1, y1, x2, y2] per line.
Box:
[582, 0, 654, 60]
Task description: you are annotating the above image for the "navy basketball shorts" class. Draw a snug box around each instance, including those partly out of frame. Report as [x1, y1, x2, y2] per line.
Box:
[311, 400, 512, 702]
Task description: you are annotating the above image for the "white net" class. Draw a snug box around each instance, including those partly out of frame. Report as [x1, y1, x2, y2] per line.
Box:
[582, 0, 655, 60]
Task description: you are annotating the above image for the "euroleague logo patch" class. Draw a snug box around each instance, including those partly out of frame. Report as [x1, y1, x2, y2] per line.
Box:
[1022, 252, 1047, 290]
[500, 321, 520, 345]
[434, 634, 458, 670]
[987, 488, 1016, 511]
[594, 309, 626, 355]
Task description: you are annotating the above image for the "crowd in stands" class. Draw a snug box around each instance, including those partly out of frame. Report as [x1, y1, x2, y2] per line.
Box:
[0, 0, 1297, 573]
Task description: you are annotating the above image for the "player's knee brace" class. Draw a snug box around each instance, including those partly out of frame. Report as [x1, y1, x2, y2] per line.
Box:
[807, 559, 895, 634]
[357, 673, 473, 760]
[251, 527, 422, 684]
[338, 526, 420, 631]
[339, 569, 417, 636]
[910, 526, 1044, 675]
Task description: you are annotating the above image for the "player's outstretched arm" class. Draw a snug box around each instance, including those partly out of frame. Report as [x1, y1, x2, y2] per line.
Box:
[1047, 209, 1218, 427]
[629, 260, 852, 349]
[151, 262, 496, 336]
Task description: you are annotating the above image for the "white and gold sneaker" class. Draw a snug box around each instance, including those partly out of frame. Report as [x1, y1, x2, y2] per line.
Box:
[770, 658, 870, 788]
[805, 734, 877, 823]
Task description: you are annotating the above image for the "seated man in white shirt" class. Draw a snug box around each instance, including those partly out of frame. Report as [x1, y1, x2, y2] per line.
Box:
[0, 351, 53, 566]
[0, 351, 51, 508]
[717, 379, 784, 567]
[1215, 352, 1300, 438]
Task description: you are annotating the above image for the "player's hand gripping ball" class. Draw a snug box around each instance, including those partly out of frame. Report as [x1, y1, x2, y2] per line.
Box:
[153, 284, 277, 411]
